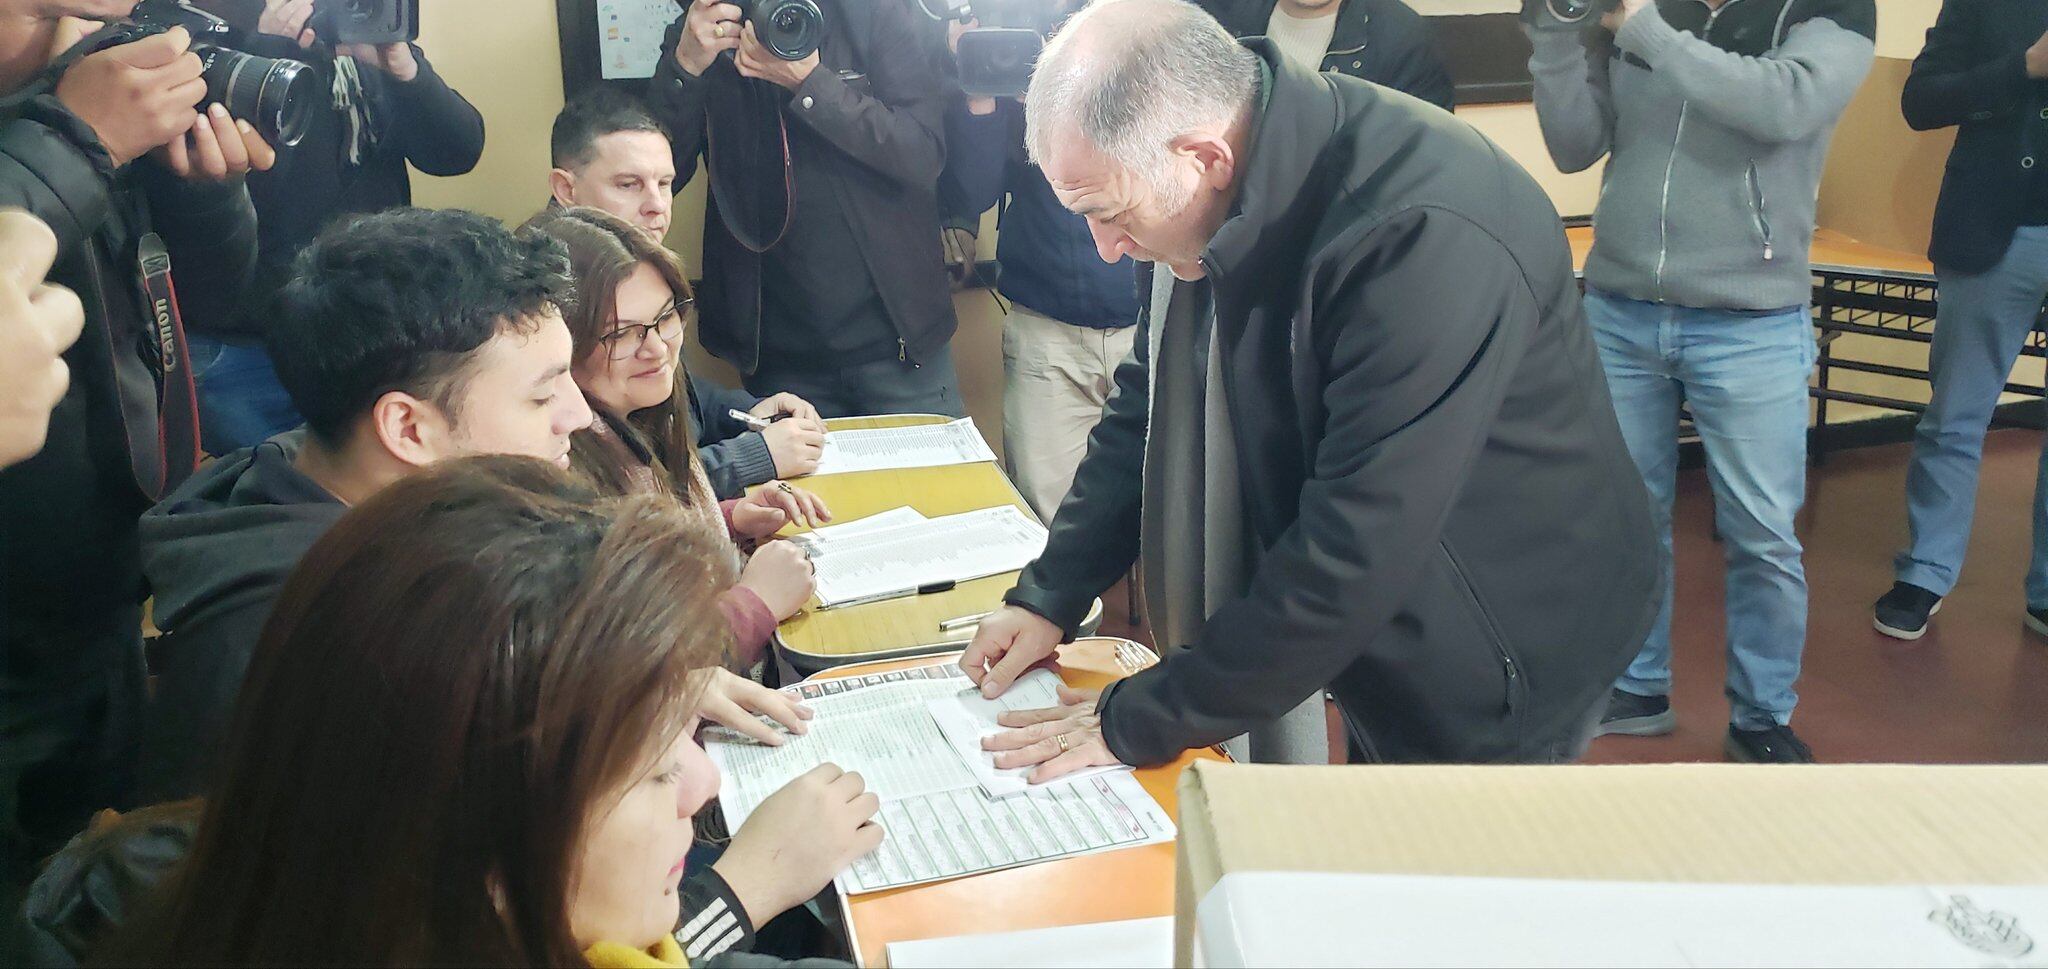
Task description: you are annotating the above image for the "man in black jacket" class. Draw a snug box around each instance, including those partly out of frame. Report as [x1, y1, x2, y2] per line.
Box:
[961, 0, 1657, 772]
[0, 6, 263, 921]
[181, 0, 487, 453]
[1873, 8, 2048, 643]
[648, 0, 963, 418]
[1202, 0, 1453, 110]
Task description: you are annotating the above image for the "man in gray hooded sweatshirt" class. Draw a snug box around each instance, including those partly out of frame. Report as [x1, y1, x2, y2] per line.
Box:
[1525, 0, 1874, 761]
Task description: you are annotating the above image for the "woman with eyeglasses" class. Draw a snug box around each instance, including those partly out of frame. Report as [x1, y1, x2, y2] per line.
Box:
[520, 207, 830, 665]
[518, 209, 880, 963]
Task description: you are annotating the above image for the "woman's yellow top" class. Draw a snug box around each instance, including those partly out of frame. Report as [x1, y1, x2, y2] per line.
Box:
[584, 934, 687, 968]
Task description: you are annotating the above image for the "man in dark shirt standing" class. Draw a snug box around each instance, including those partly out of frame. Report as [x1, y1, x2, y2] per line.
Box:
[651, 0, 963, 418]
[185, 0, 485, 452]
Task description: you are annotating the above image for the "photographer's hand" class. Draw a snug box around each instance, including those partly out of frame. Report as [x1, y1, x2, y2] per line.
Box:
[338, 42, 418, 82]
[152, 102, 277, 182]
[675, 0, 743, 77]
[734, 21, 817, 91]
[257, 0, 317, 48]
[54, 26, 206, 167]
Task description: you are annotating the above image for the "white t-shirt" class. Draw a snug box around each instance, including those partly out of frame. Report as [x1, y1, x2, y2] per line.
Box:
[1265, 5, 1341, 71]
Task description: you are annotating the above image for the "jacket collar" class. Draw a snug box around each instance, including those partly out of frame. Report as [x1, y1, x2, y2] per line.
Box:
[1200, 39, 1345, 297]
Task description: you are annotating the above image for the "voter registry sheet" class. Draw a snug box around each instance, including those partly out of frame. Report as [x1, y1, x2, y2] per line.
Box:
[703, 662, 1176, 894]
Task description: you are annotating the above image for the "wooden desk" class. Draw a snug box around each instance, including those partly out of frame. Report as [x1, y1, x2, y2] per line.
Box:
[808, 638, 1228, 968]
[1564, 225, 1933, 277]
[770, 415, 1100, 675]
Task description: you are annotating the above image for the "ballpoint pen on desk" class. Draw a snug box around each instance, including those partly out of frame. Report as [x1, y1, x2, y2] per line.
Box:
[727, 409, 794, 432]
[938, 611, 992, 632]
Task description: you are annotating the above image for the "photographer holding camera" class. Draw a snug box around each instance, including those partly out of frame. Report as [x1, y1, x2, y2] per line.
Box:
[1524, 0, 1873, 761]
[0, 0, 267, 919]
[178, 0, 483, 453]
[650, 0, 964, 418]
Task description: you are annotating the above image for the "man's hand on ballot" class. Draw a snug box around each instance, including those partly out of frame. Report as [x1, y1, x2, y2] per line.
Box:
[981, 686, 1126, 783]
[959, 605, 1064, 697]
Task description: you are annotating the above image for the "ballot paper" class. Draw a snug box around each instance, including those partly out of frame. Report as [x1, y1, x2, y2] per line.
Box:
[703, 662, 1176, 895]
[927, 668, 1131, 798]
[799, 506, 928, 543]
[809, 418, 1000, 476]
[792, 506, 1049, 609]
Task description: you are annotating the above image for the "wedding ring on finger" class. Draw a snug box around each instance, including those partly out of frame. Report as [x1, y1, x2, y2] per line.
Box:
[1055, 732, 1071, 752]
[714, 22, 727, 37]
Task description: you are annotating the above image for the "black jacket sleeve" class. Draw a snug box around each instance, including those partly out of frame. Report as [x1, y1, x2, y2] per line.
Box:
[132, 161, 261, 338]
[687, 376, 776, 498]
[380, 47, 486, 176]
[1002, 273, 1152, 634]
[137, 588, 277, 802]
[1901, 0, 2030, 131]
[651, 15, 713, 185]
[938, 98, 1016, 220]
[0, 95, 117, 257]
[1094, 210, 1539, 767]
[676, 866, 756, 960]
[784, 0, 948, 188]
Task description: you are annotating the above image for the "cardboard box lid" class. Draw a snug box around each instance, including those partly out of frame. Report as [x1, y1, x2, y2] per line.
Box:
[1174, 762, 2048, 964]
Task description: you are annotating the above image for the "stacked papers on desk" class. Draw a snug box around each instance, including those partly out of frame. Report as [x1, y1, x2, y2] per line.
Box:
[703, 662, 1174, 895]
[792, 506, 1048, 609]
[809, 417, 998, 476]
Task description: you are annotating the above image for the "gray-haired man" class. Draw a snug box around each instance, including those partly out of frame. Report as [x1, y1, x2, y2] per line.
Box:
[958, 0, 1658, 774]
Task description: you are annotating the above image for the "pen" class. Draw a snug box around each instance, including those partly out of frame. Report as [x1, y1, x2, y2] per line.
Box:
[939, 611, 992, 632]
[728, 408, 797, 431]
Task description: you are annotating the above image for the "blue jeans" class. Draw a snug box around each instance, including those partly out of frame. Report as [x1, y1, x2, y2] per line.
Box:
[187, 335, 302, 454]
[1897, 225, 2048, 607]
[1585, 289, 1815, 729]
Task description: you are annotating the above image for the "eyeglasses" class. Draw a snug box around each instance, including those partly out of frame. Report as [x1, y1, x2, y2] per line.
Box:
[599, 297, 692, 361]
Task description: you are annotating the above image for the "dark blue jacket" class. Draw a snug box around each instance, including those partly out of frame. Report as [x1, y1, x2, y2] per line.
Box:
[941, 99, 1139, 330]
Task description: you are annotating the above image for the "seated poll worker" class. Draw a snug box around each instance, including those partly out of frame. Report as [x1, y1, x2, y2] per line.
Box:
[102, 459, 853, 967]
[547, 89, 828, 495]
[961, 0, 1660, 772]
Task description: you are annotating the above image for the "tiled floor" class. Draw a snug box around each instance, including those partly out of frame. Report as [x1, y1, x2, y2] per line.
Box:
[1101, 428, 2048, 765]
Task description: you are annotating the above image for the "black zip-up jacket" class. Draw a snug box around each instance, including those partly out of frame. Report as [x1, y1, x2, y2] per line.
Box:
[1004, 44, 1659, 764]
[223, 39, 484, 339]
[0, 85, 259, 685]
[1902, 0, 2048, 274]
[648, 1, 958, 373]
[1203, 0, 1456, 110]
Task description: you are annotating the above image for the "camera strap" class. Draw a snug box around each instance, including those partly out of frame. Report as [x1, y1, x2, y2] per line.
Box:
[704, 74, 796, 254]
[132, 232, 203, 498]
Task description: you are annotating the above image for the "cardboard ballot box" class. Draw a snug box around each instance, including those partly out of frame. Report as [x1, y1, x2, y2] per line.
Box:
[1174, 761, 2048, 967]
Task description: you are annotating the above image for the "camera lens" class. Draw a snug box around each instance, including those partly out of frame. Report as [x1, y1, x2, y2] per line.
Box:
[197, 44, 316, 148]
[754, 0, 823, 60]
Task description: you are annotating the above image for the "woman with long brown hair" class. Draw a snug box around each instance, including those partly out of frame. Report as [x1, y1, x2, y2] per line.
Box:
[109, 456, 872, 966]
[519, 206, 829, 666]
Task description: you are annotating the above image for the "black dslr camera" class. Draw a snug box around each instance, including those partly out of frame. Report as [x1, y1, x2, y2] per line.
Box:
[69, 0, 316, 147]
[934, 0, 1058, 98]
[309, 0, 421, 44]
[737, 0, 826, 60]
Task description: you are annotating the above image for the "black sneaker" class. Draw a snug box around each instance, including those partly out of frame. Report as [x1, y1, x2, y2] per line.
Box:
[1725, 724, 1815, 763]
[1872, 581, 1942, 641]
[2027, 606, 2048, 640]
[1595, 688, 1675, 737]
